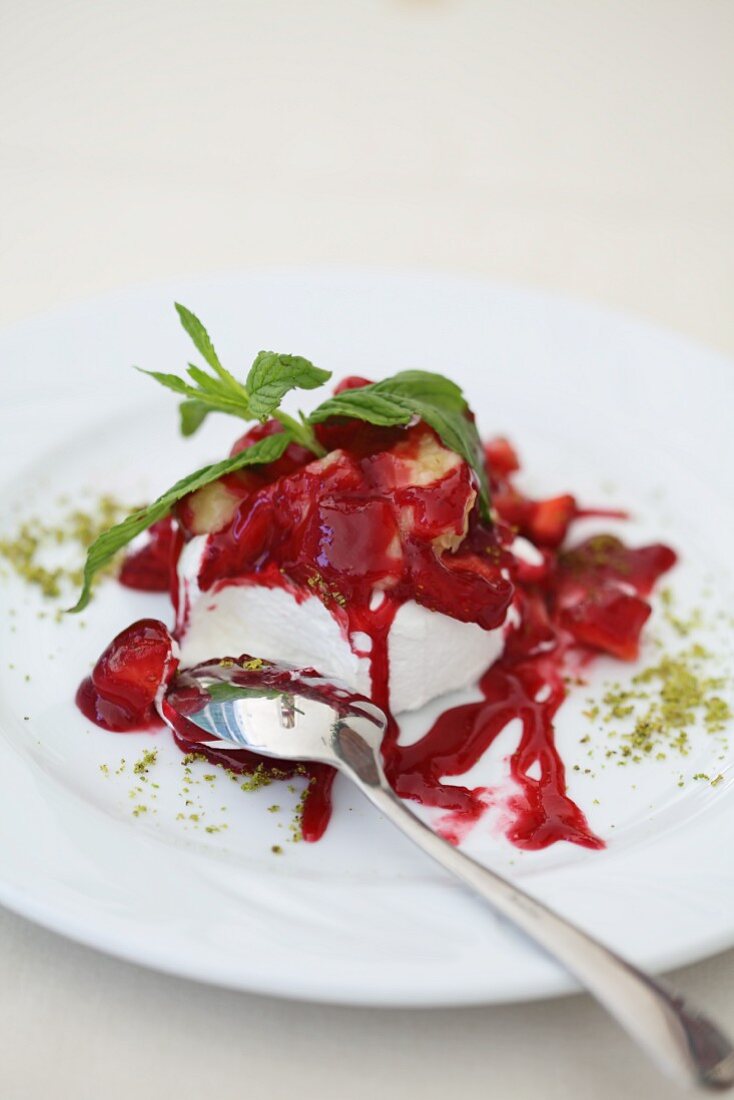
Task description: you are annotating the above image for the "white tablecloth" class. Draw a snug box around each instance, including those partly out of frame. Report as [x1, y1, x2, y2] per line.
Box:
[1, 2, 733, 1097]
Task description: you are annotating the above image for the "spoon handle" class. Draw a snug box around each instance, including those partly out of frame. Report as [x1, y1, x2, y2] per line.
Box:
[342, 756, 734, 1092]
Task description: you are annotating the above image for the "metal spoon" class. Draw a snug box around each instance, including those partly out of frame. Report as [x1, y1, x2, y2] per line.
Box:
[162, 657, 734, 1092]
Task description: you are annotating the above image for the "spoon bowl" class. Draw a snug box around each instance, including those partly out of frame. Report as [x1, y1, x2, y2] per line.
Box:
[163, 657, 387, 767]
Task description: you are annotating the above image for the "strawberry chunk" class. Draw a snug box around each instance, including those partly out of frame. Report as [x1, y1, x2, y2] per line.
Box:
[560, 591, 652, 662]
[119, 518, 175, 592]
[485, 436, 520, 477]
[493, 489, 577, 548]
[333, 375, 373, 394]
[229, 420, 313, 481]
[559, 536, 677, 598]
[528, 495, 577, 548]
[555, 535, 676, 660]
[76, 619, 177, 731]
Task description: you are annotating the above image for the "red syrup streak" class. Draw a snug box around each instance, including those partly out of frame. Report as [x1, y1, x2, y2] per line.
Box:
[379, 531, 676, 851]
[382, 630, 598, 849]
[118, 517, 176, 592]
[78, 401, 676, 849]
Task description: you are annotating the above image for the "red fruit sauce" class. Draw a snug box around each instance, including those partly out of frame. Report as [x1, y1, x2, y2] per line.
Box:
[76, 618, 178, 731]
[82, 397, 676, 850]
[118, 518, 176, 592]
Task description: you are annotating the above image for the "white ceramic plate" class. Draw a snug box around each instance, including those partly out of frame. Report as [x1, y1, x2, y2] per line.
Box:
[1, 270, 733, 1006]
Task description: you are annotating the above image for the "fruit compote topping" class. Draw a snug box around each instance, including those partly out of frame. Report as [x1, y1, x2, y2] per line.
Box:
[176, 419, 514, 635]
[76, 619, 178, 731]
[118, 517, 177, 593]
[83, 395, 676, 850]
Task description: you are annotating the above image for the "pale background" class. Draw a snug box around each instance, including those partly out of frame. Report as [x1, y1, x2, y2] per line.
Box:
[1, 2, 733, 1098]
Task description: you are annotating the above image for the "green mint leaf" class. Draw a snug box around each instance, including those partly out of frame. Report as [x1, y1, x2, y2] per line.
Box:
[184, 364, 246, 406]
[137, 366, 250, 425]
[246, 351, 331, 421]
[179, 399, 210, 437]
[135, 367, 202, 400]
[309, 371, 490, 518]
[184, 363, 229, 394]
[175, 303, 224, 376]
[69, 432, 290, 612]
[175, 302, 246, 395]
[308, 387, 413, 427]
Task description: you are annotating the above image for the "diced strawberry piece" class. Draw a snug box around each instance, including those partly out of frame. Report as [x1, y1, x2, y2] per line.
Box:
[367, 441, 475, 547]
[560, 592, 652, 661]
[504, 588, 558, 661]
[307, 498, 403, 585]
[511, 546, 552, 587]
[314, 377, 396, 454]
[333, 375, 373, 394]
[413, 547, 515, 630]
[92, 618, 175, 710]
[492, 489, 535, 530]
[554, 535, 676, 659]
[528, 495, 577, 548]
[494, 487, 576, 549]
[76, 619, 177, 730]
[485, 436, 520, 477]
[314, 418, 406, 457]
[229, 420, 313, 481]
[119, 518, 175, 592]
[559, 536, 677, 598]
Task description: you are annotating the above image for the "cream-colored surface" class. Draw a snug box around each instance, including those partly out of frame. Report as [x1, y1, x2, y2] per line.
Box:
[1, 2, 733, 1098]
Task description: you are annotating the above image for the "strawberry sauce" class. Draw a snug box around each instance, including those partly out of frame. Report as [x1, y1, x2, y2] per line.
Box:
[80, 413, 676, 850]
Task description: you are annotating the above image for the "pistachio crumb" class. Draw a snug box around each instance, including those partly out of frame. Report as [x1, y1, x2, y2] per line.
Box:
[133, 748, 158, 775]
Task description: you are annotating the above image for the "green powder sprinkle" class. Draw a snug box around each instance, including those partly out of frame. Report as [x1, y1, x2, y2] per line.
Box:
[181, 752, 207, 765]
[659, 587, 703, 638]
[133, 748, 158, 775]
[591, 645, 732, 762]
[0, 496, 130, 599]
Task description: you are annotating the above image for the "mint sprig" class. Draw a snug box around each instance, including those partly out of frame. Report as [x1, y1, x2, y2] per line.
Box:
[72, 305, 493, 611]
[69, 432, 289, 612]
[308, 371, 490, 518]
[140, 304, 329, 452]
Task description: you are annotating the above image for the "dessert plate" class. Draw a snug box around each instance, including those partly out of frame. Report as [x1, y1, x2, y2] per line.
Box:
[0, 269, 733, 1006]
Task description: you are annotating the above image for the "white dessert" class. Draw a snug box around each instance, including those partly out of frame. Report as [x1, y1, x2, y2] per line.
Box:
[177, 536, 507, 714]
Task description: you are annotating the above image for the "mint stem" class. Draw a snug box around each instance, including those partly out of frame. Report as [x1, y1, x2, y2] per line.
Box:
[274, 410, 326, 457]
